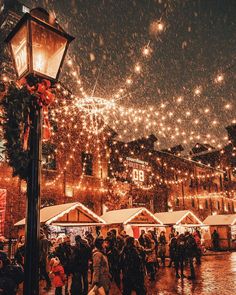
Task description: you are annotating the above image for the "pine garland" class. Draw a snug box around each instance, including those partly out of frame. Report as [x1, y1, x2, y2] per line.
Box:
[1, 83, 33, 180]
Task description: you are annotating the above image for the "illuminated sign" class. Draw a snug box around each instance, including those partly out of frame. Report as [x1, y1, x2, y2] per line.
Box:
[112, 156, 152, 187]
[132, 169, 145, 182]
[124, 157, 149, 183]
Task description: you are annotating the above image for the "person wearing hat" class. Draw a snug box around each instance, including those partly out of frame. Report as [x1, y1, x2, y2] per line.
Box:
[91, 237, 111, 295]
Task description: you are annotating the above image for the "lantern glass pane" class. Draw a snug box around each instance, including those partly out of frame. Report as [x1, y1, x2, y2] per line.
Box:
[31, 21, 67, 79]
[10, 23, 28, 77]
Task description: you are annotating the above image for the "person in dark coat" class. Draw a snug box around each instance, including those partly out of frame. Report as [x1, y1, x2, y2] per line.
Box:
[120, 237, 146, 295]
[185, 232, 198, 279]
[158, 231, 167, 267]
[138, 230, 146, 247]
[143, 233, 156, 281]
[168, 236, 177, 268]
[105, 237, 121, 288]
[212, 230, 220, 251]
[148, 230, 160, 269]
[0, 252, 24, 295]
[14, 244, 25, 267]
[174, 234, 186, 278]
[71, 235, 92, 295]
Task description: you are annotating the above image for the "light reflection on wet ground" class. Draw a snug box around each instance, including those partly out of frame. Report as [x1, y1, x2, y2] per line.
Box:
[147, 252, 236, 295]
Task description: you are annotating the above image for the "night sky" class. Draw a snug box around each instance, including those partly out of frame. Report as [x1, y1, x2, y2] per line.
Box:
[23, 0, 236, 150]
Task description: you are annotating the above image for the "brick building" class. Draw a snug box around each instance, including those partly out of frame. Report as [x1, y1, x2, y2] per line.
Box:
[108, 134, 236, 220]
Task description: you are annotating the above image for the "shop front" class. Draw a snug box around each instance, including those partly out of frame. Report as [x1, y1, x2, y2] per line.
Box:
[14, 202, 106, 240]
[101, 207, 163, 238]
[203, 214, 236, 250]
[154, 210, 204, 241]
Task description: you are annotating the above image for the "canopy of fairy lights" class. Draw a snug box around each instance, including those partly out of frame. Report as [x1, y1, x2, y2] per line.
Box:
[0, 1, 235, 197]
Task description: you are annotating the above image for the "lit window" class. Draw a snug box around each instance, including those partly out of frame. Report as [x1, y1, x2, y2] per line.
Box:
[22, 5, 30, 13]
[65, 185, 73, 197]
[191, 198, 195, 208]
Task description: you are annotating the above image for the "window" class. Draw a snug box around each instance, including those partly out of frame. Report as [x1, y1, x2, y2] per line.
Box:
[189, 178, 193, 188]
[81, 152, 93, 176]
[175, 198, 180, 207]
[22, 5, 30, 13]
[217, 201, 220, 210]
[205, 199, 208, 209]
[191, 198, 195, 208]
[65, 185, 73, 197]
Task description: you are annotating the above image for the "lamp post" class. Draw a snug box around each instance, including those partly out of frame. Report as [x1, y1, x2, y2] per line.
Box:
[5, 7, 74, 295]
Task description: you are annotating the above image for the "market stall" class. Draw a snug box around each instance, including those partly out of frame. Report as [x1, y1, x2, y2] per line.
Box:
[203, 214, 236, 250]
[101, 207, 164, 238]
[154, 210, 204, 241]
[14, 202, 106, 239]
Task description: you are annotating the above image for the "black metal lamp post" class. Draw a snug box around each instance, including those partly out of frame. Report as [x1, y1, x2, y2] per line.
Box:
[5, 7, 74, 295]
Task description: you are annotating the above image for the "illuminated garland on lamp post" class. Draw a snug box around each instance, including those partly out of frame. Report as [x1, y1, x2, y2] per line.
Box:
[5, 7, 74, 295]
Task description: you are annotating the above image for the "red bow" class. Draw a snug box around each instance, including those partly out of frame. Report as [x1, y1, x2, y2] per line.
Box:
[20, 79, 55, 150]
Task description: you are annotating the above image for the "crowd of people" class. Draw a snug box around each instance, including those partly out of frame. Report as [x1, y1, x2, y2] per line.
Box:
[0, 227, 206, 295]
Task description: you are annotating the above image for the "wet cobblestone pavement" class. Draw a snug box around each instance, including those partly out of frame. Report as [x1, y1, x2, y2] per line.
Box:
[18, 252, 236, 295]
[146, 252, 236, 295]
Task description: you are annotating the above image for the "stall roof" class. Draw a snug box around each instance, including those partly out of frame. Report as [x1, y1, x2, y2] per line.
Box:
[203, 214, 236, 226]
[14, 202, 105, 226]
[154, 210, 203, 226]
[101, 207, 163, 225]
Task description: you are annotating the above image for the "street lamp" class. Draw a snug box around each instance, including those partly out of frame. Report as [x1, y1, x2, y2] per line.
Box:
[5, 7, 74, 81]
[5, 7, 74, 295]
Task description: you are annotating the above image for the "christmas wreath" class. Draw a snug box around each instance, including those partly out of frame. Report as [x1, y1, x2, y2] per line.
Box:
[1, 83, 32, 180]
[1, 79, 55, 180]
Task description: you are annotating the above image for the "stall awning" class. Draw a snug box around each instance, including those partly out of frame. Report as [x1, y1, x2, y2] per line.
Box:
[154, 210, 203, 226]
[203, 214, 236, 226]
[14, 202, 106, 226]
[101, 207, 163, 225]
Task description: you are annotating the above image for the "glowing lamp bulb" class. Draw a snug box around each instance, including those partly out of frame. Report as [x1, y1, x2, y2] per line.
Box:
[142, 46, 150, 56]
[215, 74, 224, 83]
[35, 53, 45, 72]
[135, 64, 141, 73]
[67, 60, 73, 66]
[157, 22, 164, 31]
[194, 87, 202, 96]
[126, 78, 132, 85]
